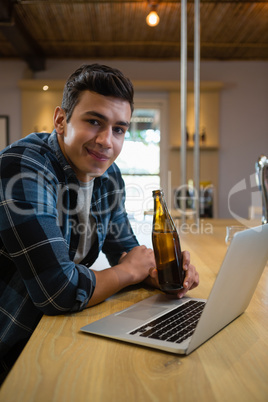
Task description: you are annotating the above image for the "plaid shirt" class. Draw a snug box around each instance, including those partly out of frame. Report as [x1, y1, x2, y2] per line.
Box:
[0, 131, 138, 382]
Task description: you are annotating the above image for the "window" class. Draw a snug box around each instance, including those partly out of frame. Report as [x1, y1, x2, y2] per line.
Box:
[116, 108, 160, 221]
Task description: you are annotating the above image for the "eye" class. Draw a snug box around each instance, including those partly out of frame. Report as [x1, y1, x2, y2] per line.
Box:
[88, 119, 100, 126]
[113, 126, 127, 135]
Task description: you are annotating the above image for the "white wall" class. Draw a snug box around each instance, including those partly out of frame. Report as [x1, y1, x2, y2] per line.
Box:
[0, 61, 26, 144]
[192, 61, 268, 221]
[0, 59, 267, 219]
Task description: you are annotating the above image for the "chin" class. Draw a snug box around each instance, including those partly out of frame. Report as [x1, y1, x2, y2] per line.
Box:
[89, 163, 110, 177]
[87, 169, 105, 178]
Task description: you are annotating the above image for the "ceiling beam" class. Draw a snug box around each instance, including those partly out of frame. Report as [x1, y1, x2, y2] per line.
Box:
[43, 40, 268, 50]
[0, 0, 46, 72]
[11, 0, 268, 3]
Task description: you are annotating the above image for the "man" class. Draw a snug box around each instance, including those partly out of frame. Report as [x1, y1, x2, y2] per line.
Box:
[0, 64, 199, 384]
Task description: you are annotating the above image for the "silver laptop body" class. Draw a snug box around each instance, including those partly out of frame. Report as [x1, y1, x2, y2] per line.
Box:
[81, 224, 268, 355]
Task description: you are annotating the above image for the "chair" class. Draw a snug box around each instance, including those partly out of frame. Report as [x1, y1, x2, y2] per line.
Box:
[174, 182, 214, 218]
[255, 155, 268, 224]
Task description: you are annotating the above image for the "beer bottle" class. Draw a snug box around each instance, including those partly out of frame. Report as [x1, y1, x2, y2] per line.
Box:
[152, 189, 185, 292]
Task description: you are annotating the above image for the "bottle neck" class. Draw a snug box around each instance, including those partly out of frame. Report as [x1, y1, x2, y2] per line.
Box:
[153, 193, 175, 232]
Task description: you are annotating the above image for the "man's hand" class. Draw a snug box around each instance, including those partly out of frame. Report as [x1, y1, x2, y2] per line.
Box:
[176, 250, 199, 298]
[145, 250, 199, 298]
[87, 245, 156, 307]
[118, 245, 156, 285]
[87, 247, 198, 307]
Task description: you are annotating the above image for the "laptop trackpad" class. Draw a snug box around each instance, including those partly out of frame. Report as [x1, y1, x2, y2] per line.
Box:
[116, 304, 169, 320]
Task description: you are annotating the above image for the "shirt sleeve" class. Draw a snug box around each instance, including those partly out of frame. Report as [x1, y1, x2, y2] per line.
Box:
[0, 147, 95, 315]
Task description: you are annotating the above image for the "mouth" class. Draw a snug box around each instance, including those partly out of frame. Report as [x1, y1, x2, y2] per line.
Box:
[86, 148, 110, 162]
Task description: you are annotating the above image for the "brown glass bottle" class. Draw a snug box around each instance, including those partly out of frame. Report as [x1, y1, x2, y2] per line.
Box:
[152, 189, 185, 291]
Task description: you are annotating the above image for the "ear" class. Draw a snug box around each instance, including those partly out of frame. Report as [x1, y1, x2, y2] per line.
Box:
[54, 107, 66, 135]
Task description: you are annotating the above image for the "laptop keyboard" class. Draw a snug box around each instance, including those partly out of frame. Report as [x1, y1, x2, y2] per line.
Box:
[129, 300, 206, 344]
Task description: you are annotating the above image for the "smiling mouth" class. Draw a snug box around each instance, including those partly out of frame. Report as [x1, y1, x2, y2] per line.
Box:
[86, 148, 110, 162]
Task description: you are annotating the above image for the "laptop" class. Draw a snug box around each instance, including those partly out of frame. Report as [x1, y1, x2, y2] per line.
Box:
[81, 224, 268, 355]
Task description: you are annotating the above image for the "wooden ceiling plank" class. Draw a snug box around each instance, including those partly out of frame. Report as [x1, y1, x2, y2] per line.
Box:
[0, 0, 46, 71]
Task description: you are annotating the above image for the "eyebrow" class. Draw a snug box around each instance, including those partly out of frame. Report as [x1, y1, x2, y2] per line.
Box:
[83, 111, 130, 128]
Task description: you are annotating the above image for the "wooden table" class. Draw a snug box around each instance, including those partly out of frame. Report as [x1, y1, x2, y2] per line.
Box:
[1, 219, 267, 402]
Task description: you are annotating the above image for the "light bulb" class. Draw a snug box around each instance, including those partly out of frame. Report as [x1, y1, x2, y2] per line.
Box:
[146, 10, 160, 27]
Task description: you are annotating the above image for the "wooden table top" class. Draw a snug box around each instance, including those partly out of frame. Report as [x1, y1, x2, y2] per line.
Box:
[0, 219, 267, 402]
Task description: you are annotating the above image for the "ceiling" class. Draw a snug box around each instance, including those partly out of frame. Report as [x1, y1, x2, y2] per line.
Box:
[0, 0, 268, 72]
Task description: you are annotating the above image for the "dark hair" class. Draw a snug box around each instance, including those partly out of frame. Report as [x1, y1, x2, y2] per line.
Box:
[61, 64, 134, 122]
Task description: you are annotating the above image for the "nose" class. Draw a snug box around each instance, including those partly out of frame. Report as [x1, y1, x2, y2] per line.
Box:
[95, 127, 113, 148]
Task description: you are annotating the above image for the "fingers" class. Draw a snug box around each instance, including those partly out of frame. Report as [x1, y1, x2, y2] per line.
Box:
[145, 247, 156, 263]
[120, 247, 199, 298]
[149, 267, 158, 278]
[121, 245, 156, 273]
[177, 252, 200, 298]
[182, 250, 191, 271]
[183, 264, 199, 290]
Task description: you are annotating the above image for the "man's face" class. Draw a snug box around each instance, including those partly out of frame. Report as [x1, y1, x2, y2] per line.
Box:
[56, 91, 131, 182]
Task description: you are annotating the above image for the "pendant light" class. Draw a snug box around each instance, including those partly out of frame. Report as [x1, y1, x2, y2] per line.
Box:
[146, 1, 160, 27]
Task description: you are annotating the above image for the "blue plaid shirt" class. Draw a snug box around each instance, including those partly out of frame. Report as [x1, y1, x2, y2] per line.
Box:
[0, 131, 138, 382]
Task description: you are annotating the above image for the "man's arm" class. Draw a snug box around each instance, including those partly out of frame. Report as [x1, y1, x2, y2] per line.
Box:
[0, 148, 96, 314]
[87, 245, 156, 306]
[87, 247, 200, 307]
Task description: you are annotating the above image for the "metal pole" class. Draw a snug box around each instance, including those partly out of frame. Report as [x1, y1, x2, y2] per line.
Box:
[194, 0, 200, 224]
[180, 0, 187, 223]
